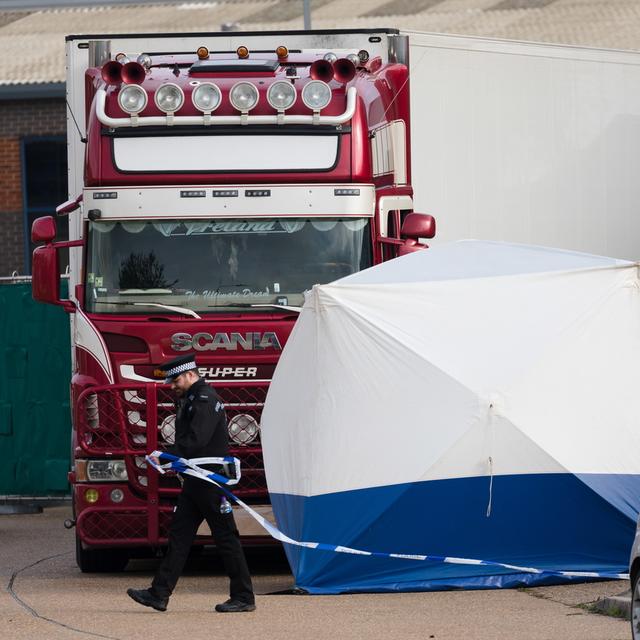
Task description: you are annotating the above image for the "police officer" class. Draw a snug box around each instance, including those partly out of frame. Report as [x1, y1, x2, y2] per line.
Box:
[127, 354, 255, 613]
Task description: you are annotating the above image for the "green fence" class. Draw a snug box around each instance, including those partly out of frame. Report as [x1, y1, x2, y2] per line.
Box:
[0, 280, 71, 495]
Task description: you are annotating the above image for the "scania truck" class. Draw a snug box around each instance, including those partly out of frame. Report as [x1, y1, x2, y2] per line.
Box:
[30, 29, 434, 571]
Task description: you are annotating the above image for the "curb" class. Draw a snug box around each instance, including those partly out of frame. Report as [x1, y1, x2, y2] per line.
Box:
[0, 504, 43, 515]
[0, 497, 70, 515]
[591, 590, 631, 620]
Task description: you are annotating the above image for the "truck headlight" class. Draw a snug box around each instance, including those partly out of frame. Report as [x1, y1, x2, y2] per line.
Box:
[229, 82, 259, 112]
[86, 459, 128, 482]
[192, 82, 222, 113]
[160, 414, 176, 445]
[302, 80, 331, 110]
[155, 83, 184, 114]
[228, 414, 260, 445]
[267, 81, 296, 111]
[85, 392, 99, 429]
[118, 85, 148, 114]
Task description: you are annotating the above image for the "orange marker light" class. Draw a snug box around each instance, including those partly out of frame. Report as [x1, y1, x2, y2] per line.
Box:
[276, 45, 289, 59]
[237, 46, 249, 59]
[197, 46, 209, 60]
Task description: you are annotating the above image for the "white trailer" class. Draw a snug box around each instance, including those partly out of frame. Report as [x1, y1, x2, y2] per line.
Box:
[409, 32, 640, 261]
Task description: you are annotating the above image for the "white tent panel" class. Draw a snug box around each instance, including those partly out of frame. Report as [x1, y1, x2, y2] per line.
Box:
[321, 263, 634, 397]
[260, 303, 319, 498]
[264, 293, 483, 497]
[261, 240, 640, 593]
[417, 413, 567, 483]
[265, 247, 640, 495]
[505, 275, 640, 474]
[339, 240, 630, 285]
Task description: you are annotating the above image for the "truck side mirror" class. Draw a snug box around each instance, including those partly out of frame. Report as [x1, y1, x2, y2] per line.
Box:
[32, 243, 61, 305]
[31, 215, 57, 243]
[400, 213, 436, 240]
[31, 216, 75, 312]
[396, 213, 436, 257]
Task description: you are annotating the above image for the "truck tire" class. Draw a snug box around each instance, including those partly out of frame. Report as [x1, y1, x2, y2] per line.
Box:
[632, 570, 640, 639]
[75, 535, 129, 573]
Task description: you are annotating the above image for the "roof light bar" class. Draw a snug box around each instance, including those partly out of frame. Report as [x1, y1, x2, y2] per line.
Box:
[96, 86, 357, 127]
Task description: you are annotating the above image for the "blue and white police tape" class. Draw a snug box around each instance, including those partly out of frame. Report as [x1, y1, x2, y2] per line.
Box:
[145, 451, 241, 485]
[145, 451, 630, 581]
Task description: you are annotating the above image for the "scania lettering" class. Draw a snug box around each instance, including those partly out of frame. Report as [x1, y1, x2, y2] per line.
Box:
[171, 332, 282, 352]
[30, 29, 434, 572]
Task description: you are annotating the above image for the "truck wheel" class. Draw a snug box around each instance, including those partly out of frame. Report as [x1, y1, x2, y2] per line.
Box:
[75, 535, 129, 573]
[632, 571, 640, 639]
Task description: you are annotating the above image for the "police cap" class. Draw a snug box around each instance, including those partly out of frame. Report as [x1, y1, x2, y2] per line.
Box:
[158, 354, 198, 383]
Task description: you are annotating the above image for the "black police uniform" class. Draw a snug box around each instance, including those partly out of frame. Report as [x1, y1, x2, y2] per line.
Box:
[150, 374, 255, 606]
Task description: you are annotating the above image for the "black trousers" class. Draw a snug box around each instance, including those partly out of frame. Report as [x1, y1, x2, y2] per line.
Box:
[151, 476, 254, 604]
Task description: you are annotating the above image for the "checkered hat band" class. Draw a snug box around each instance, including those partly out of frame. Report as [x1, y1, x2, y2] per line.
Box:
[166, 361, 196, 378]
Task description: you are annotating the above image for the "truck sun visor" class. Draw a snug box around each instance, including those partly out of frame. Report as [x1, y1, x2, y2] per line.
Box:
[190, 59, 280, 74]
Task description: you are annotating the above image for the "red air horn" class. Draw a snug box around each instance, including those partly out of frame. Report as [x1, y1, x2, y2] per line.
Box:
[121, 61, 146, 85]
[333, 58, 356, 84]
[309, 59, 334, 83]
[101, 61, 123, 85]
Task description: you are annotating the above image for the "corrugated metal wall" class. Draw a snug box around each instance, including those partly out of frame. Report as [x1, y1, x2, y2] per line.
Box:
[0, 281, 71, 495]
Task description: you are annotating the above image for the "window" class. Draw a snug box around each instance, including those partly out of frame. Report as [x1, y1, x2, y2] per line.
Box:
[22, 137, 68, 274]
[370, 120, 407, 185]
[382, 211, 399, 261]
[85, 217, 373, 314]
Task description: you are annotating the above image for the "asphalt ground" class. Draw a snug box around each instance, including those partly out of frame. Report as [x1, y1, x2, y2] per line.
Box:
[0, 506, 632, 640]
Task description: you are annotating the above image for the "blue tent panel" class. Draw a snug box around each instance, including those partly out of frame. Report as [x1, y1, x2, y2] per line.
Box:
[271, 473, 638, 593]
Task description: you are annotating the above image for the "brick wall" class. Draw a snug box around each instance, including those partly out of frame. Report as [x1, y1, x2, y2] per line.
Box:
[0, 98, 66, 276]
[0, 137, 21, 212]
[0, 211, 24, 275]
[0, 99, 66, 137]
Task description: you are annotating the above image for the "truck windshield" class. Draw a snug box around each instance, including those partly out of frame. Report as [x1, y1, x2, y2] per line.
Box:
[85, 217, 372, 314]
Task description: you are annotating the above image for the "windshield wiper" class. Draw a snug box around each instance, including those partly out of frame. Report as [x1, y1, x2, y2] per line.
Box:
[93, 300, 201, 319]
[133, 302, 201, 319]
[250, 303, 302, 313]
[207, 302, 301, 313]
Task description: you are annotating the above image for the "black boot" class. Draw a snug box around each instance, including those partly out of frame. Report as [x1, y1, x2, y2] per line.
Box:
[127, 588, 168, 612]
[215, 598, 256, 613]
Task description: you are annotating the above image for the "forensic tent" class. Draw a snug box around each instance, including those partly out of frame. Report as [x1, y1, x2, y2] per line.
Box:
[261, 240, 640, 593]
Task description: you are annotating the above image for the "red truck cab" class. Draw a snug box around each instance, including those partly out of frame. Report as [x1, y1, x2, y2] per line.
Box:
[31, 29, 435, 571]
